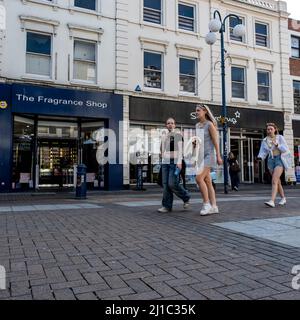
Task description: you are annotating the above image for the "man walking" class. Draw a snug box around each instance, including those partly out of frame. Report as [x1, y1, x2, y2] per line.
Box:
[158, 118, 190, 213]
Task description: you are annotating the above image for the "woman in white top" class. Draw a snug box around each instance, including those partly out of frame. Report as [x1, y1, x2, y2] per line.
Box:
[193, 104, 223, 215]
[258, 122, 291, 208]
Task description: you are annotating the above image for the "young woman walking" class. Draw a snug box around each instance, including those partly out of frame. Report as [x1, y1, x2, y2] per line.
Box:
[193, 104, 223, 215]
[258, 123, 291, 207]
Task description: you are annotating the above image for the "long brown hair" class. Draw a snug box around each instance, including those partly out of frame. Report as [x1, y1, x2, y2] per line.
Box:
[196, 104, 217, 127]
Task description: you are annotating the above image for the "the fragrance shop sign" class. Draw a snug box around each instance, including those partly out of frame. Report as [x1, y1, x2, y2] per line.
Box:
[11, 84, 116, 118]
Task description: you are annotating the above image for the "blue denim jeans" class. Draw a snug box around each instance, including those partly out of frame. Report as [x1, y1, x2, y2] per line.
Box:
[161, 163, 190, 210]
[267, 155, 284, 173]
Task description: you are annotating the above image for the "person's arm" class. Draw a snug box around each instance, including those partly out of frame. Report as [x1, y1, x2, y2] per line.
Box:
[277, 135, 289, 153]
[208, 122, 223, 165]
[258, 140, 268, 160]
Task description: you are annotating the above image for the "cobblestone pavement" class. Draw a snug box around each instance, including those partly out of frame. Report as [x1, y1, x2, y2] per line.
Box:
[0, 186, 300, 300]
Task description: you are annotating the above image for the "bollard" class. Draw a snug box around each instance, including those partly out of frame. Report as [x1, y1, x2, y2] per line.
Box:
[75, 164, 87, 199]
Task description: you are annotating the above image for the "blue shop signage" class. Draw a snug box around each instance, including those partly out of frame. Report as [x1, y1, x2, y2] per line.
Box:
[11, 84, 122, 119]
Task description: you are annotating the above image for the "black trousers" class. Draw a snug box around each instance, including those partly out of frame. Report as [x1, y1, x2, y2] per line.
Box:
[230, 171, 239, 189]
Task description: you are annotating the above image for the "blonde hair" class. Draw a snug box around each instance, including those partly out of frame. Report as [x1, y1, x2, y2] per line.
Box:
[196, 104, 217, 127]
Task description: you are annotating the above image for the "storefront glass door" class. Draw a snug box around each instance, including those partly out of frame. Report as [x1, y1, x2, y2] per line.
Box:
[37, 120, 78, 188]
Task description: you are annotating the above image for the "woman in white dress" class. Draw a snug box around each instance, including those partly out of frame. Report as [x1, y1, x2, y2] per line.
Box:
[193, 104, 223, 215]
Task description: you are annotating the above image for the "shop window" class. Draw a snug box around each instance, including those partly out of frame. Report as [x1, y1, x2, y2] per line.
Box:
[81, 122, 105, 189]
[37, 121, 78, 138]
[293, 81, 300, 114]
[26, 32, 51, 76]
[257, 70, 271, 102]
[144, 51, 162, 89]
[291, 36, 300, 58]
[179, 57, 196, 93]
[74, 0, 96, 11]
[12, 116, 35, 190]
[231, 66, 246, 99]
[143, 0, 162, 25]
[178, 3, 195, 32]
[229, 16, 245, 43]
[255, 22, 269, 47]
[73, 40, 96, 83]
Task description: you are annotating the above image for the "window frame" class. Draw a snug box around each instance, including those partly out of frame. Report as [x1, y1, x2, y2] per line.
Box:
[231, 66, 247, 100]
[25, 31, 52, 78]
[74, 0, 97, 11]
[293, 80, 300, 114]
[179, 56, 197, 94]
[229, 15, 246, 43]
[73, 39, 97, 83]
[257, 70, 272, 103]
[255, 21, 269, 48]
[143, 50, 163, 90]
[178, 2, 196, 33]
[143, 0, 162, 25]
[291, 36, 300, 59]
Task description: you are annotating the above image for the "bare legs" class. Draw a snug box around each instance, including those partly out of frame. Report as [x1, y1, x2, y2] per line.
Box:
[270, 166, 285, 202]
[196, 167, 217, 207]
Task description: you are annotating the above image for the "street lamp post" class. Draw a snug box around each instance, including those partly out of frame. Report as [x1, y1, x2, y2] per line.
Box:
[205, 10, 246, 194]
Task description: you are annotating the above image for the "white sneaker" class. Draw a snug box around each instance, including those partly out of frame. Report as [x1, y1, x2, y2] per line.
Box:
[210, 206, 219, 214]
[183, 201, 190, 210]
[200, 203, 212, 216]
[264, 200, 275, 208]
[278, 198, 287, 206]
[157, 207, 171, 213]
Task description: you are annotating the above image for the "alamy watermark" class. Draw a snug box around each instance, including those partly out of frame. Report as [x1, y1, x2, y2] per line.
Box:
[0, 265, 6, 290]
[291, 265, 300, 290]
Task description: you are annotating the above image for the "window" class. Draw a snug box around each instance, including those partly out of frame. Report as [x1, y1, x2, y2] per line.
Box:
[179, 57, 196, 93]
[74, 0, 96, 11]
[144, 51, 162, 89]
[73, 40, 96, 82]
[231, 67, 246, 99]
[255, 22, 269, 47]
[229, 16, 245, 42]
[26, 32, 51, 76]
[178, 3, 195, 32]
[143, 0, 162, 24]
[294, 81, 300, 113]
[292, 36, 300, 58]
[257, 70, 271, 102]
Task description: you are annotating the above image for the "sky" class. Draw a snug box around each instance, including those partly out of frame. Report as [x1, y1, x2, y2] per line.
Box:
[285, 0, 300, 20]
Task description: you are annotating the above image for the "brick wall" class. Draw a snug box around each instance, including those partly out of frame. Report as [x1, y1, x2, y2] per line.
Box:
[290, 58, 300, 77]
[289, 19, 300, 32]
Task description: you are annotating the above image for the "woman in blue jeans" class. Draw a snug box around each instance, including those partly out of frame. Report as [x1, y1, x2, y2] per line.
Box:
[158, 118, 190, 213]
[258, 123, 290, 208]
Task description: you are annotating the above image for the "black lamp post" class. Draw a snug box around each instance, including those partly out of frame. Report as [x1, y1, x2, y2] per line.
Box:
[205, 10, 246, 194]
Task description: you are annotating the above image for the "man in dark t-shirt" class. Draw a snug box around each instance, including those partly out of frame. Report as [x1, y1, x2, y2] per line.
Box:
[158, 118, 190, 213]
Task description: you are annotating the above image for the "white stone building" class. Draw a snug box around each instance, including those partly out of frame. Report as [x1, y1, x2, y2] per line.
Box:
[0, 0, 295, 192]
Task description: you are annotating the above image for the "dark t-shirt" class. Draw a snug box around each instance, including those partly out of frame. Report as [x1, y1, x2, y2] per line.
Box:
[163, 132, 183, 153]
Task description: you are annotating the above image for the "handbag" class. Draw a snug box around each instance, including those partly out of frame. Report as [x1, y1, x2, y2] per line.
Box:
[281, 151, 293, 170]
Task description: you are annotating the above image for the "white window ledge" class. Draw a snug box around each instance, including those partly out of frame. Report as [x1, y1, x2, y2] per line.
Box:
[21, 0, 59, 10]
[70, 80, 99, 87]
[68, 24, 104, 42]
[20, 15, 60, 35]
[68, 6, 102, 18]
[22, 75, 54, 83]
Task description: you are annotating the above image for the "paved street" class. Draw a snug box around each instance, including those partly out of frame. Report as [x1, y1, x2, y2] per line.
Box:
[0, 185, 300, 300]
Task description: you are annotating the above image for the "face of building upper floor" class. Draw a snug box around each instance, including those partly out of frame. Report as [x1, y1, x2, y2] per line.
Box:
[0, 0, 295, 113]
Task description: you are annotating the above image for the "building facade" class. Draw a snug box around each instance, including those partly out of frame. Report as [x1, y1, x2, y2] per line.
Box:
[0, 0, 123, 192]
[119, 0, 294, 186]
[0, 0, 296, 192]
[289, 18, 300, 182]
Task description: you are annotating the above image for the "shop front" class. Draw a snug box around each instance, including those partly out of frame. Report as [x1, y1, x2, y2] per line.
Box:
[293, 120, 300, 183]
[0, 84, 123, 192]
[129, 96, 284, 185]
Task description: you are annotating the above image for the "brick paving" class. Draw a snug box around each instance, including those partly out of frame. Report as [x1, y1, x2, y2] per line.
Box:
[0, 186, 300, 300]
